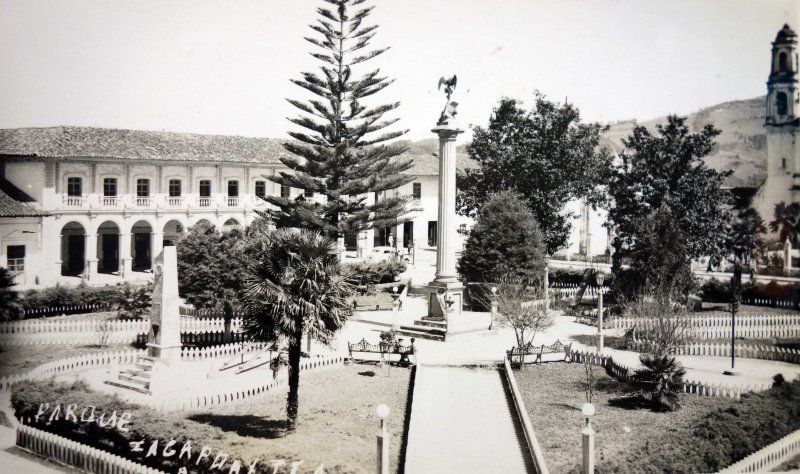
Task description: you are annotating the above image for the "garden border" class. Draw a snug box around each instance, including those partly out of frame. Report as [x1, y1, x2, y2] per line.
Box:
[503, 356, 550, 474]
[716, 428, 800, 473]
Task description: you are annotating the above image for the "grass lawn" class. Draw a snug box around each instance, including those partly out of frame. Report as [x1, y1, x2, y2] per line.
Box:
[14, 363, 412, 474]
[515, 362, 800, 473]
[0, 343, 136, 377]
[27, 311, 119, 322]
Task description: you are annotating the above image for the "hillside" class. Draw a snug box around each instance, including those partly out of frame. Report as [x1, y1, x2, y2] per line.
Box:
[601, 96, 767, 187]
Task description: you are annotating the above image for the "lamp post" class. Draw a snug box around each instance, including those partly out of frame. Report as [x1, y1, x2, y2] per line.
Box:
[490, 286, 498, 330]
[581, 402, 596, 474]
[596, 273, 605, 353]
[376, 404, 390, 474]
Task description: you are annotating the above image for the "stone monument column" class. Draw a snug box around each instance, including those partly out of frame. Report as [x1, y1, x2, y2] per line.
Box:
[425, 75, 465, 324]
[146, 246, 182, 362]
[432, 125, 463, 283]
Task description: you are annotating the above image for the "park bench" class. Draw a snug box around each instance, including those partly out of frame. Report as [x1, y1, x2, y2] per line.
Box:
[347, 337, 416, 365]
[573, 308, 611, 327]
[506, 339, 572, 365]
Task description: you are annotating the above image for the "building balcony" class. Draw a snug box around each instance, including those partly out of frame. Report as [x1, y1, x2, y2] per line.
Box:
[198, 197, 212, 207]
[226, 196, 241, 207]
[135, 197, 152, 207]
[101, 196, 119, 207]
[166, 196, 183, 207]
[62, 196, 84, 207]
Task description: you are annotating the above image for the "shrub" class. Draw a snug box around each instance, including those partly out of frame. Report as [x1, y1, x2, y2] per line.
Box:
[343, 260, 406, 285]
[0, 267, 23, 321]
[21, 285, 121, 314]
[115, 284, 152, 320]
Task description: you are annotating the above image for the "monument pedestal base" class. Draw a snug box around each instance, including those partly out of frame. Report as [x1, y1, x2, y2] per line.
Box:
[426, 280, 464, 331]
[146, 343, 182, 364]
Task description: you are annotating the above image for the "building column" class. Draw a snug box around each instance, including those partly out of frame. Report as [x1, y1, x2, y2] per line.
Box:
[85, 233, 98, 281]
[120, 233, 132, 278]
[395, 223, 404, 251]
[152, 231, 164, 270]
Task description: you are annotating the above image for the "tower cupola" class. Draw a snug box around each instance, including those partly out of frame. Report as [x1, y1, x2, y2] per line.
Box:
[767, 24, 799, 126]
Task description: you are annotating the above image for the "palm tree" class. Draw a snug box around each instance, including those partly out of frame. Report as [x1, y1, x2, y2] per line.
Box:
[769, 202, 800, 244]
[241, 229, 353, 432]
[632, 352, 687, 411]
[0, 267, 23, 322]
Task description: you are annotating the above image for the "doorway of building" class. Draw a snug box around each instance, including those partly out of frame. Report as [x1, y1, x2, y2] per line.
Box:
[403, 221, 414, 248]
[428, 221, 437, 247]
[97, 221, 120, 273]
[131, 220, 152, 271]
[61, 221, 86, 276]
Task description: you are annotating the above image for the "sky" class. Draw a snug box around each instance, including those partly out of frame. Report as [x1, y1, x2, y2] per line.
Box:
[0, 0, 797, 141]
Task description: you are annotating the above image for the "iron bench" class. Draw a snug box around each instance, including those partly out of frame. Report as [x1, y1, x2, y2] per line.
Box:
[506, 339, 573, 365]
[347, 337, 416, 365]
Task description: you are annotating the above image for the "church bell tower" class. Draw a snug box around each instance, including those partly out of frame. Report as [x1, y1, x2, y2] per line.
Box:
[758, 24, 800, 231]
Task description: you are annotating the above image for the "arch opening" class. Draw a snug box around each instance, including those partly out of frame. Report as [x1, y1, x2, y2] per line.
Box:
[97, 221, 120, 274]
[131, 220, 153, 272]
[61, 221, 86, 276]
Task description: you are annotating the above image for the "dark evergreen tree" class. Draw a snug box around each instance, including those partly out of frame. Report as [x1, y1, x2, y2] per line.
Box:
[608, 116, 732, 274]
[264, 0, 413, 240]
[457, 94, 613, 254]
[458, 191, 547, 283]
[0, 267, 23, 322]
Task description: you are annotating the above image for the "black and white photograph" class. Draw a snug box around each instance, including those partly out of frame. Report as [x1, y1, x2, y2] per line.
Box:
[0, 0, 799, 472]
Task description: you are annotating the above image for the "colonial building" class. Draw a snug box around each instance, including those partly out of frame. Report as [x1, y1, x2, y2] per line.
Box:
[754, 23, 799, 237]
[0, 126, 469, 287]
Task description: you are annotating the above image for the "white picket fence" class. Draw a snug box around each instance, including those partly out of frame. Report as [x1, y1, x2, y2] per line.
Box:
[629, 339, 800, 364]
[569, 349, 769, 400]
[612, 315, 800, 339]
[718, 428, 800, 473]
[136, 355, 346, 412]
[0, 349, 144, 391]
[179, 305, 244, 318]
[23, 303, 112, 318]
[741, 296, 796, 309]
[17, 424, 167, 474]
[0, 317, 244, 335]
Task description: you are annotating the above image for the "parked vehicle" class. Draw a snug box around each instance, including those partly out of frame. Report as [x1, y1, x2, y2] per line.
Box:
[367, 246, 410, 263]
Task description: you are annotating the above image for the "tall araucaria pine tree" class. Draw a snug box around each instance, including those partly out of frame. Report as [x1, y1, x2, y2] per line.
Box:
[264, 0, 413, 241]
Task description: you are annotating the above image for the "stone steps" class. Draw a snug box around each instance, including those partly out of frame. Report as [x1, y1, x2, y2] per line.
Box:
[396, 325, 446, 342]
[106, 356, 155, 395]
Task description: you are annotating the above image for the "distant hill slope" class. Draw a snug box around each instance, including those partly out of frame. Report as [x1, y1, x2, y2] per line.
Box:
[601, 96, 767, 188]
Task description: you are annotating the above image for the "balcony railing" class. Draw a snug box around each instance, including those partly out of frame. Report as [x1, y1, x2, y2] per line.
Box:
[167, 196, 183, 207]
[198, 197, 212, 207]
[101, 196, 118, 207]
[135, 197, 151, 207]
[62, 196, 83, 207]
[227, 196, 241, 207]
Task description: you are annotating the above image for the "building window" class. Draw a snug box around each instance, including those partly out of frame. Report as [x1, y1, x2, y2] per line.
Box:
[103, 178, 117, 197]
[255, 181, 266, 199]
[782, 158, 787, 170]
[777, 92, 788, 116]
[67, 177, 82, 196]
[779, 52, 788, 72]
[304, 188, 313, 198]
[7, 245, 25, 272]
[168, 179, 181, 197]
[281, 185, 290, 198]
[199, 180, 212, 197]
[136, 178, 150, 197]
[412, 182, 422, 200]
[228, 180, 239, 197]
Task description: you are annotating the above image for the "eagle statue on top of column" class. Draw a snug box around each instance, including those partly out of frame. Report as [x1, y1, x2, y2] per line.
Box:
[437, 75, 458, 125]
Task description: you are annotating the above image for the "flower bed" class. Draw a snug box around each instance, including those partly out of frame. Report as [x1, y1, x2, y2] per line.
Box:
[12, 363, 412, 473]
[515, 363, 800, 473]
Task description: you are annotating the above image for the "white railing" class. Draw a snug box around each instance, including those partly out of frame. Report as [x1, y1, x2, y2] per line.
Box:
[101, 196, 119, 207]
[629, 339, 800, 364]
[568, 349, 768, 400]
[226, 196, 241, 207]
[62, 196, 83, 207]
[0, 349, 143, 391]
[166, 196, 183, 207]
[718, 429, 800, 473]
[0, 317, 243, 335]
[613, 314, 800, 339]
[198, 197, 211, 207]
[135, 197, 151, 207]
[17, 424, 167, 474]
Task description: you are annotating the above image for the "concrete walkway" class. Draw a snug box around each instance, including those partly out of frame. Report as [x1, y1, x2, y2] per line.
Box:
[404, 366, 531, 474]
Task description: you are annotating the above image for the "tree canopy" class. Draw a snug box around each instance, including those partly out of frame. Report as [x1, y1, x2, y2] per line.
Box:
[458, 191, 547, 283]
[457, 94, 612, 254]
[608, 115, 732, 277]
[263, 0, 413, 240]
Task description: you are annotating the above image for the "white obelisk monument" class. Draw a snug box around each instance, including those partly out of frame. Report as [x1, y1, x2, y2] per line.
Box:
[426, 75, 465, 323]
[146, 246, 182, 362]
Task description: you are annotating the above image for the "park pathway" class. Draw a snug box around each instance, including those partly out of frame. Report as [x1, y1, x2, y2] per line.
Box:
[404, 366, 532, 474]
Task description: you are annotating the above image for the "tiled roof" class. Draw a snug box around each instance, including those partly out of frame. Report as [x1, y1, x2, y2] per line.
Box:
[0, 126, 477, 175]
[0, 178, 48, 217]
[0, 126, 287, 164]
